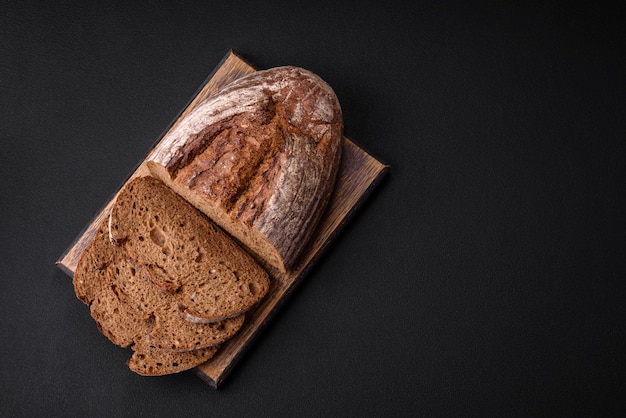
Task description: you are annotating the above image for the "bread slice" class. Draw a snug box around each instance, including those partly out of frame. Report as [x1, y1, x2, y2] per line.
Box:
[105, 247, 245, 351]
[147, 66, 343, 273]
[73, 218, 238, 374]
[108, 176, 270, 323]
[74, 219, 145, 347]
[128, 342, 219, 376]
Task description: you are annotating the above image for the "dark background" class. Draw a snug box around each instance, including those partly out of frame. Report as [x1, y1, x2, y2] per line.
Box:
[2, 1, 625, 416]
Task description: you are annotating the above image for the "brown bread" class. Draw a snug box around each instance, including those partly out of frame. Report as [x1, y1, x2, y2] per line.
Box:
[147, 66, 343, 273]
[128, 342, 219, 376]
[73, 219, 229, 374]
[108, 176, 270, 323]
[105, 248, 245, 351]
[73, 222, 146, 348]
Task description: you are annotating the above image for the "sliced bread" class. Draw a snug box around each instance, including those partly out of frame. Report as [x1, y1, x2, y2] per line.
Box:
[73, 222, 146, 347]
[73, 218, 237, 373]
[128, 342, 219, 376]
[105, 248, 245, 351]
[108, 176, 270, 323]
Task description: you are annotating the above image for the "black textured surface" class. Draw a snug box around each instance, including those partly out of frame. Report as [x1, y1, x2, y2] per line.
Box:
[2, 1, 625, 416]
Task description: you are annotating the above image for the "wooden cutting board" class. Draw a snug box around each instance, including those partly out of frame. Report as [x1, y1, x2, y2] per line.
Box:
[57, 50, 389, 388]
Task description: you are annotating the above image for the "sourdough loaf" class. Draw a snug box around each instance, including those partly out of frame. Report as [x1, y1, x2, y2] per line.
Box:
[147, 66, 343, 272]
[73, 219, 226, 374]
[108, 176, 270, 323]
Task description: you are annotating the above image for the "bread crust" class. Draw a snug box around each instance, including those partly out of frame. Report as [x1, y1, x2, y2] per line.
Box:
[148, 66, 343, 272]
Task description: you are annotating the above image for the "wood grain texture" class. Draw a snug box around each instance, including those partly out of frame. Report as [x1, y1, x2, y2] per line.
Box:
[56, 50, 388, 388]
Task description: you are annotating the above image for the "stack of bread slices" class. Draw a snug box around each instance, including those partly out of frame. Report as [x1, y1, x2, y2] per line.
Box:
[72, 66, 344, 376]
[74, 176, 270, 375]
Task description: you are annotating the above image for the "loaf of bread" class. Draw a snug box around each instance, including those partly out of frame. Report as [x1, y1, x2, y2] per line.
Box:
[73, 65, 343, 375]
[108, 176, 270, 323]
[147, 66, 343, 272]
[73, 219, 226, 374]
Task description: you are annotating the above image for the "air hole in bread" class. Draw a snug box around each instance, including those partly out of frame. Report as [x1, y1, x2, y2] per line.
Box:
[150, 228, 166, 247]
[104, 177, 269, 333]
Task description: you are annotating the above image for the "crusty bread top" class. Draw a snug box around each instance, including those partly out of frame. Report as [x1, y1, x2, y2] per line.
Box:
[147, 66, 343, 272]
[108, 176, 270, 323]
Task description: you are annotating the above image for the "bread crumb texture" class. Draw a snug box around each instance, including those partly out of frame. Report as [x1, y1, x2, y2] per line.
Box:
[73, 176, 270, 375]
